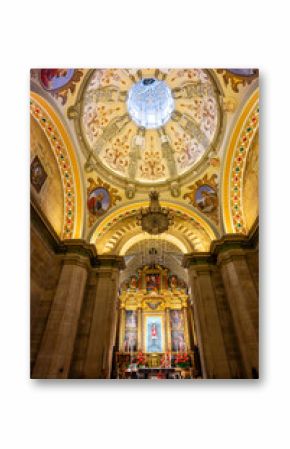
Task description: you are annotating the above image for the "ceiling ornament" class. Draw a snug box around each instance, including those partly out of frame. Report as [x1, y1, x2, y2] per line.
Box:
[69, 69, 222, 188]
[183, 173, 218, 223]
[170, 181, 181, 198]
[217, 69, 258, 93]
[89, 200, 219, 246]
[137, 191, 174, 235]
[87, 177, 121, 227]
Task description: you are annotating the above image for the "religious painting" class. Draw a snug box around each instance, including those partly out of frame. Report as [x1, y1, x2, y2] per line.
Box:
[124, 331, 137, 352]
[170, 310, 184, 331]
[125, 310, 137, 328]
[30, 155, 47, 193]
[170, 310, 186, 352]
[124, 311, 137, 352]
[146, 316, 163, 353]
[87, 187, 110, 216]
[171, 331, 186, 352]
[183, 173, 218, 219]
[86, 177, 121, 226]
[39, 69, 75, 91]
[195, 185, 217, 213]
[145, 273, 160, 292]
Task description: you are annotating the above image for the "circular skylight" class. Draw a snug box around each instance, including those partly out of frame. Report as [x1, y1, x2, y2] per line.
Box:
[127, 78, 174, 129]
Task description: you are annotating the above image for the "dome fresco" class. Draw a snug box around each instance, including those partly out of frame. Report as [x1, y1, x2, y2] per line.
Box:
[80, 69, 221, 184]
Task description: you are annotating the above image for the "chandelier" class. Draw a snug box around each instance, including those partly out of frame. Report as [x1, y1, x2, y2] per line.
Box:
[137, 190, 174, 235]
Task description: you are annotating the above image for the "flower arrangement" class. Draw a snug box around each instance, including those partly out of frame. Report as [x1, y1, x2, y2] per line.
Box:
[135, 351, 146, 367]
[174, 352, 190, 368]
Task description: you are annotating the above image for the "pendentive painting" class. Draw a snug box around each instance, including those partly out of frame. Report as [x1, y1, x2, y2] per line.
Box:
[30, 68, 259, 379]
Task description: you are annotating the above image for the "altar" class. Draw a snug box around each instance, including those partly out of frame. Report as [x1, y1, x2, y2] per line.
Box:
[115, 265, 199, 379]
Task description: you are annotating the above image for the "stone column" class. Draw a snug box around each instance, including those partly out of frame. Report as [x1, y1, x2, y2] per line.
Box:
[165, 307, 171, 351]
[32, 243, 93, 379]
[182, 304, 190, 352]
[185, 256, 231, 379]
[217, 248, 259, 378]
[137, 307, 142, 351]
[83, 256, 124, 379]
[119, 306, 126, 351]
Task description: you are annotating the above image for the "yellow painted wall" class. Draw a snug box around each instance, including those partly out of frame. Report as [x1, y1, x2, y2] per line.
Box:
[30, 117, 64, 236]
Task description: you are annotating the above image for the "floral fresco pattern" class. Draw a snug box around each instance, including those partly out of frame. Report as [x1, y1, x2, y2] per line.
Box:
[79, 69, 220, 184]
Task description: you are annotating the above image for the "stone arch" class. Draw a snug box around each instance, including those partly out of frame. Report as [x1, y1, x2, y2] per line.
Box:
[89, 200, 219, 254]
[30, 92, 84, 238]
[221, 88, 259, 234]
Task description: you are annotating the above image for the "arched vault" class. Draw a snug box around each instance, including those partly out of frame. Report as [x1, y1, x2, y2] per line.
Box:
[30, 92, 84, 238]
[89, 200, 219, 255]
[221, 88, 259, 234]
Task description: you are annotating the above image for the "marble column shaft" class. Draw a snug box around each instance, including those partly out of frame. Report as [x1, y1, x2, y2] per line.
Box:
[32, 254, 89, 379]
[137, 307, 142, 351]
[83, 261, 121, 379]
[188, 265, 231, 379]
[119, 307, 126, 351]
[218, 249, 259, 378]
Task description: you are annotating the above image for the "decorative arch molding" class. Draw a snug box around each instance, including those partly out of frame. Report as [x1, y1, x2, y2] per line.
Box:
[89, 200, 219, 243]
[103, 222, 200, 255]
[221, 89, 259, 233]
[119, 233, 189, 256]
[30, 92, 84, 238]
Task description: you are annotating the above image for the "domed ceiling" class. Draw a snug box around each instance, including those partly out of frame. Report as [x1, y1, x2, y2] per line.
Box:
[77, 69, 221, 185]
[30, 68, 259, 251]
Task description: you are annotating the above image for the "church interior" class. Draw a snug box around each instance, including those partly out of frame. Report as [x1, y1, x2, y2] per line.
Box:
[30, 68, 259, 379]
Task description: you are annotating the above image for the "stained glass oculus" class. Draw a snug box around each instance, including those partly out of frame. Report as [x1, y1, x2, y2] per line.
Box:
[127, 78, 174, 129]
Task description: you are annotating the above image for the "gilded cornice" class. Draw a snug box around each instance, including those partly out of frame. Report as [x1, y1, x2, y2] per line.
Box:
[183, 222, 258, 268]
[31, 200, 125, 269]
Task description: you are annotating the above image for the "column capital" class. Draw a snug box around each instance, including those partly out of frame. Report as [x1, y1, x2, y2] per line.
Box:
[183, 253, 215, 269]
[211, 234, 252, 256]
[183, 229, 258, 269]
[94, 255, 125, 270]
[216, 248, 249, 267]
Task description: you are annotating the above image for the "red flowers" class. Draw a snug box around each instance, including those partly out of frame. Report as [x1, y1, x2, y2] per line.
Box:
[135, 351, 146, 366]
[175, 352, 190, 367]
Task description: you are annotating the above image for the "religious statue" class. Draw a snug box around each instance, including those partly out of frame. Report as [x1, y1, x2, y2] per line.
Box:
[146, 274, 160, 292]
[151, 322, 158, 340]
[125, 183, 136, 199]
[129, 276, 137, 290]
[170, 181, 180, 198]
[147, 319, 162, 353]
[170, 275, 178, 290]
